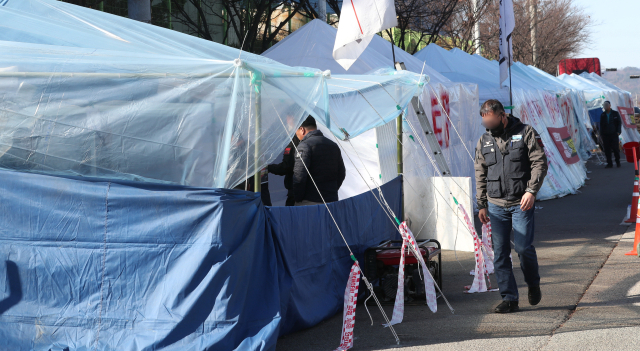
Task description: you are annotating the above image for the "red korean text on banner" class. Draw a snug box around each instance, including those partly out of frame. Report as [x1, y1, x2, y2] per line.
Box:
[334, 262, 361, 351]
[547, 127, 580, 165]
[431, 89, 450, 149]
[619, 107, 635, 128]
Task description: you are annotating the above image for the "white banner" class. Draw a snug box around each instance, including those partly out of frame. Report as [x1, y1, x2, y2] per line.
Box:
[333, 0, 397, 70]
[499, 0, 515, 87]
[384, 222, 438, 327]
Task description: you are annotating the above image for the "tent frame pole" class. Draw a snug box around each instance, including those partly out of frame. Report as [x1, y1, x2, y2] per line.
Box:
[252, 72, 263, 193]
[394, 61, 404, 221]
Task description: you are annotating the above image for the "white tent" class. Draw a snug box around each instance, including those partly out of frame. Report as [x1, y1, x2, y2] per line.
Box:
[559, 73, 640, 144]
[512, 63, 598, 160]
[264, 20, 481, 251]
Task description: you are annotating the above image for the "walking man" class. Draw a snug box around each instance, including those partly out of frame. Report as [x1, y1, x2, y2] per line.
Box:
[474, 100, 548, 313]
[599, 101, 622, 168]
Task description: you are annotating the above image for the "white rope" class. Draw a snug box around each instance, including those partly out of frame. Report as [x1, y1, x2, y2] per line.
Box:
[324, 105, 455, 313]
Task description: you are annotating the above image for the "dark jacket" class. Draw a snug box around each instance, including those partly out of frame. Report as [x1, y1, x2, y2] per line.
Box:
[293, 130, 346, 203]
[600, 110, 622, 135]
[474, 116, 548, 209]
[267, 136, 300, 198]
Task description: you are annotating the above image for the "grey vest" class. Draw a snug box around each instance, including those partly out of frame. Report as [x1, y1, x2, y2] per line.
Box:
[480, 124, 531, 201]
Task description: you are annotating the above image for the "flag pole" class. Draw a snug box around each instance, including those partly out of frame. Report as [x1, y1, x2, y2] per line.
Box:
[508, 36, 513, 111]
[389, 29, 397, 65]
[389, 28, 403, 221]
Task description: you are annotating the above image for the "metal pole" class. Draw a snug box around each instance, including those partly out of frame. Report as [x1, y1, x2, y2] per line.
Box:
[318, 0, 327, 22]
[390, 29, 397, 65]
[252, 72, 263, 193]
[394, 62, 404, 221]
[396, 109, 403, 175]
[508, 38, 513, 108]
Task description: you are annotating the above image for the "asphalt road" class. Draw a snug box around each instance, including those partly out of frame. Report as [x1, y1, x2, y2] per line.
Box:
[276, 159, 636, 350]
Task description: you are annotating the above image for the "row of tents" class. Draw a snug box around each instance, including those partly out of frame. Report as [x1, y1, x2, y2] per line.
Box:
[263, 19, 640, 230]
[0, 1, 638, 350]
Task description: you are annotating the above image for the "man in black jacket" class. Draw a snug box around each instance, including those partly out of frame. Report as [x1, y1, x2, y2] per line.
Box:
[599, 101, 622, 168]
[267, 135, 300, 206]
[292, 116, 346, 205]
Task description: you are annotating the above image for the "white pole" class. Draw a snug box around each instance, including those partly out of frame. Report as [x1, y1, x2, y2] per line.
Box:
[473, 0, 481, 55]
[530, 0, 538, 67]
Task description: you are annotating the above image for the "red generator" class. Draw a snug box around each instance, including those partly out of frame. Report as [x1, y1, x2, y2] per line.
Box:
[363, 239, 441, 304]
[558, 58, 601, 76]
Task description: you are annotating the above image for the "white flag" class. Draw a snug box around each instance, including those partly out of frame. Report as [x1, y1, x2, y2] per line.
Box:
[499, 0, 515, 87]
[333, 0, 397, 71]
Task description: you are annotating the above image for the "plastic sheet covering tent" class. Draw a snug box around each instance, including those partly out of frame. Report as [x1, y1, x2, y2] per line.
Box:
[559, 73, 640, 144]
[0, 0, 424, 189]
[263, 20, 480, 208]
[416, 44, 588, 200]
[526, 66, 598, 153]
[511, 63, 597, 160]
[0, 167, 401, 350]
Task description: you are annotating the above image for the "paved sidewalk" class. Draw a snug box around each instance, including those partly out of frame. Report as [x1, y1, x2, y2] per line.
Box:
[276, 161, 639, 350]
[541, 226, 640, 350]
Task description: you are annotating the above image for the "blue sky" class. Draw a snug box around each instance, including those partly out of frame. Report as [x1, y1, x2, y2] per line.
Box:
[577, 0, 640, 69]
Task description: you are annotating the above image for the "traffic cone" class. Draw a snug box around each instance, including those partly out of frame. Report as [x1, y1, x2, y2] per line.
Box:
[625, 195, 640, 256]
[625, 171, 639, 223]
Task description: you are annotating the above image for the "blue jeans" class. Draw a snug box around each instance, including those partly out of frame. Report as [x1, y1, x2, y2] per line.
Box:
[488, 202, 540, 302]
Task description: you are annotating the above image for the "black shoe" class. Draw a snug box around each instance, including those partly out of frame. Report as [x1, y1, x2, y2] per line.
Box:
[605, 164, 613, 168]
[494, 300, 519, 313]
[528, 286, 541, 305]
[617, 162, 621, 168]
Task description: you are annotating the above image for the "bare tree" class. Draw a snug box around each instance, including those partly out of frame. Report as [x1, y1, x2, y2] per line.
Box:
[479, 0, 594, 74]
[385, 0, 459, 55]
[170, 0, 310, 53]
[440, 0, 492, 54]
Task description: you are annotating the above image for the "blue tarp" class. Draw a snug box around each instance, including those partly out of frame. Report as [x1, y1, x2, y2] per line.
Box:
[588, 108, 602, 125]
[0, 169, 401, 350]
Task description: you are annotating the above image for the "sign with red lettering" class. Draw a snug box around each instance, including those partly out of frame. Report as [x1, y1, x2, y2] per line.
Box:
[334, 262, 361, 351]
[547, 127, 580, 165]
[619, 107, 635, 128]
[430, 88, 450, 149]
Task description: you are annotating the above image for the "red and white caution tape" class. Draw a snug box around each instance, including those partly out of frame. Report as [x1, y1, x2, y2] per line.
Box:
[481, 223, 495, 274]
[384, 222, 439, 328]
[334, 261, 361, 351]
[458, 204, 498, 293]
[402, 223, 438, 312]
[383, 232, 407, 327]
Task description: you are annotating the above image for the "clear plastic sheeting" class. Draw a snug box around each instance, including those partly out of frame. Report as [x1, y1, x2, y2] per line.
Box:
[0, 0, 424, 189]
[325, 70, 427, 139]
[559, 73, 640, 144]
[0, 42, 323, 189]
